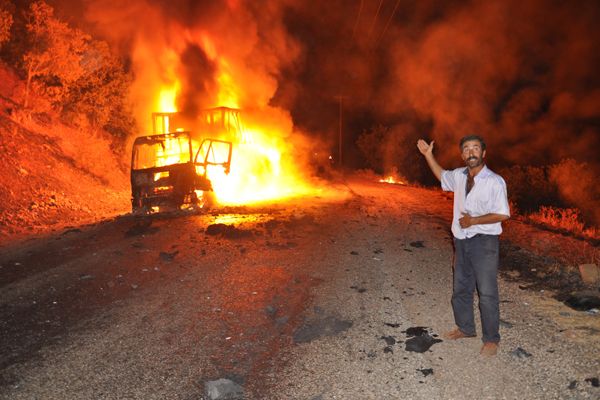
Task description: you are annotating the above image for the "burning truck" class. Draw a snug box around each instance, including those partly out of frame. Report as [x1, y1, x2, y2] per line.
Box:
[130, 108, 236, 214]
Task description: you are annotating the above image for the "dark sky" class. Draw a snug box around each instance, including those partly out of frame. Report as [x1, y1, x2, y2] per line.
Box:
[61, 0, 600, 170]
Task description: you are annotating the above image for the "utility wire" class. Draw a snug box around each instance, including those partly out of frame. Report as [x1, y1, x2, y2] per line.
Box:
[367, 0, 385, 40]
[377, 0, 401, 45]
[351, 0, 365, 40]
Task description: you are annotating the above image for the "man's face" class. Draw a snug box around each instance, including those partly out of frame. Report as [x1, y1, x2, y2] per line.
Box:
[461, 140, 486, 169]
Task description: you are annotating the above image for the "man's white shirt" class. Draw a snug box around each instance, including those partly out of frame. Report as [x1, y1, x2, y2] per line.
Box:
[441, 165, 510, 239]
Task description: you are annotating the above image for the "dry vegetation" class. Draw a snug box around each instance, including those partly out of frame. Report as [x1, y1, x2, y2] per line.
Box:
[0, 1, 131, 245]
[357, 126, 600, 241]
[0, 1, 597, 247]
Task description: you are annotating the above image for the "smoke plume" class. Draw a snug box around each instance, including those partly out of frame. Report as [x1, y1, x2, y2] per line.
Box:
[74, 0, 599, 166]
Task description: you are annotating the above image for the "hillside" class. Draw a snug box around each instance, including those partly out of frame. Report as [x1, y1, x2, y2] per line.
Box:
[0, 63, 130, 246]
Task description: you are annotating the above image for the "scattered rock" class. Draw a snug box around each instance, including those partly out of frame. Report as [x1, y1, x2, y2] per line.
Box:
[409, 241, 425, 248]
[204, 378, 244, 400]
[62, 228, 82, 235]
[403, 326, 428, 337]
[265, 305, 277, 316]
[350, 251, 359, 255]
[79, 274, 94, 281]
[159, 251, 179, 262]
[564, 291, 600, 311]
[403, 326, 442, 353]
[205, 223, 253, 239]
[585, 377, 599, 387]
[578, 263, 600, 284]
[266, 241, 297, 250]
[510, 347, 532, 359]
[125, 221, 159, 237]
[417, 368, 434, 377]
[350, 286, 367, 293]
[384, 322, 401, 328]
[293, 316, 353, 344]
[505, 270, 521, 278]
[405, 334, 442, 353]
[383, 346, 393, 354]
[380, 336, 396, 346]
[499, 319, 514, 328]
[568, 380, 577, 390]
[559, 311, 571, 317]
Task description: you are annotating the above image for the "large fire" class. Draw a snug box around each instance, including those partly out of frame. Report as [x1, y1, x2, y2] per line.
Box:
[125, 8, 327, 208]
[150, 82, 314, 206]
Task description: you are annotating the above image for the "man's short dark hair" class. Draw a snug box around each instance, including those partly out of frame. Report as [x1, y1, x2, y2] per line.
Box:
[459, 135, 486, 151]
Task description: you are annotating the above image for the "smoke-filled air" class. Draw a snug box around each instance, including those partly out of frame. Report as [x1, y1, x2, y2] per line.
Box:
[3, 0, 598, 226]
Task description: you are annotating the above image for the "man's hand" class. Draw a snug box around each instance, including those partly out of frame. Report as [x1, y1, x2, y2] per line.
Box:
[417, 138, 442, 181]
[459, 212, 474, 228]
[459, 212, 510, 229]
[417, 139, 434, 156]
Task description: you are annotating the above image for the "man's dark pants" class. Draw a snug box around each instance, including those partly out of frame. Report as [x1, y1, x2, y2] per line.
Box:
[452, 234, 500, 343]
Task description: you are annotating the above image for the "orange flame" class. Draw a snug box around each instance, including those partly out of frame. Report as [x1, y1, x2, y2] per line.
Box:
[379, 175, 406, 185]
[137, 30, 323, 206]
[157, 83, 179, 113]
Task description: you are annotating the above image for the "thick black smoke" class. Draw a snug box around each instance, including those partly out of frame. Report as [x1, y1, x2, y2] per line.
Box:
[72, 0, 599, 172]
[277, 0, 600, 171]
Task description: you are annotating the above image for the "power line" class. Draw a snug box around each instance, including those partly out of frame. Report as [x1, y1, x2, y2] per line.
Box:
[367, 0, 385, 40]
[377, 0, 401, 45]
[351, 0, 365, 40]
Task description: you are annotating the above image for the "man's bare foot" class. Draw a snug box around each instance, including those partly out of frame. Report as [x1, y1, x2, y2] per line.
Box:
[480, 342, 499, 356]
[442, 327, 476, 340]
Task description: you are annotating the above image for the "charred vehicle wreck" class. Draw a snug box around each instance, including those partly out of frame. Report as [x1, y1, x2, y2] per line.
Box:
[130, 131, 232, 214]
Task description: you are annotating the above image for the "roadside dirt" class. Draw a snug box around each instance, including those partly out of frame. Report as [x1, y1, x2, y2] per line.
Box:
[1, 178, 598, 399]
[0, 63, 131, 247]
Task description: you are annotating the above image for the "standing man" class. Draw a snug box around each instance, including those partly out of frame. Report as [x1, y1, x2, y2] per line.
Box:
[417, 135, 510, 356]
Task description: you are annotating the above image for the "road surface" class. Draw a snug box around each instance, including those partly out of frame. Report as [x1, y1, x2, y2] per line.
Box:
[1, 178, 598, 399]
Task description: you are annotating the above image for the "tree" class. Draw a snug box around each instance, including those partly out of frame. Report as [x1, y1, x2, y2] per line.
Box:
[22, 1, 89, 108]
[356, 124, 387, 172]
[0, 5, 12, 48]
[63, 40, 134, 135]
[356, 123, 435, 184]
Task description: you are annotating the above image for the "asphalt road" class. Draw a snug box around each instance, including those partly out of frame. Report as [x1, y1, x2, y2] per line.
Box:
[1, 178, 598, 399]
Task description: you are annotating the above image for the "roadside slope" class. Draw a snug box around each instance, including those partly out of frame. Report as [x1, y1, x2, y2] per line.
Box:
[0, 112, 130, 246]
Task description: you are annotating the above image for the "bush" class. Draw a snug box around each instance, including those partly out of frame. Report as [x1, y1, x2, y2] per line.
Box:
[0, 6, 12, 48]
[528, 206, 598, 239]
[548, 159, 600, 228]
[501, 160, 599, 234]
[356, 123, 435, 185]
[500, 165, 561, 213]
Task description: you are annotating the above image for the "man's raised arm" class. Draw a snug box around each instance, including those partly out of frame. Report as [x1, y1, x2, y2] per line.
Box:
[417, 139, 443, 181]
